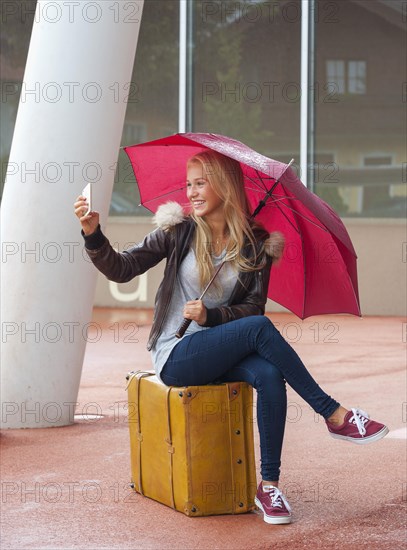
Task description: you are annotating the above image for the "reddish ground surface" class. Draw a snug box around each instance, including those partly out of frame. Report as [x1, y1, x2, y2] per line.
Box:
[2, 309, 406, 549]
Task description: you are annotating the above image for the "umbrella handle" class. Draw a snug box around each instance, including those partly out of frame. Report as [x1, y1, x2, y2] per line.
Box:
[175, 318, 192, 339]
[174, 262, 226, 339]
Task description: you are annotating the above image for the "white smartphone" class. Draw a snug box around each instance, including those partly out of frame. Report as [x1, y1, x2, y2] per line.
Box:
[82, 182, 92, 216]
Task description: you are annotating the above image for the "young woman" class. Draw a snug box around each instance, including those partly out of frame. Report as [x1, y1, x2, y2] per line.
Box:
[74, 150, 388, 525]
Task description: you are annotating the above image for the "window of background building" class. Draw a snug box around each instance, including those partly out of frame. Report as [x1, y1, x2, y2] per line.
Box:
[326, 60, 366, 95]
[326, 60, 346, 94]
[364, 155, 393, 167]
[348, 60, 366, 95]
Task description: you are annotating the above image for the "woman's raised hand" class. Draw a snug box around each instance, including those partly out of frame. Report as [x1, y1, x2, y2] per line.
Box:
[74, 195, 100, 236]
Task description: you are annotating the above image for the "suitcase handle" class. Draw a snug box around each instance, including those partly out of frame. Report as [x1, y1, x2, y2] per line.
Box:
[125, 370, 154, 390]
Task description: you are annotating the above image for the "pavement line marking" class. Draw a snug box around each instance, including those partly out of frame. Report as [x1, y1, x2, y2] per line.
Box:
[386, 427, 407, 439]
[74, 414, 104, 421]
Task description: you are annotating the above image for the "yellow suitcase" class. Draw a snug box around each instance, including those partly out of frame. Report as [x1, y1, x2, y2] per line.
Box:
[126, 371, 257, 516]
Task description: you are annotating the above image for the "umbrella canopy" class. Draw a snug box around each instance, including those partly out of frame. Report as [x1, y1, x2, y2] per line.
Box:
[123, 133, 361, 319]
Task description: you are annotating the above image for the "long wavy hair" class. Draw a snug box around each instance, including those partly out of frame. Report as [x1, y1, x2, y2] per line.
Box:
[187, 151, 264, 291]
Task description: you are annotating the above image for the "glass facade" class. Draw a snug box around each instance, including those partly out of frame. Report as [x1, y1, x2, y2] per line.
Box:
[112, 0, 179, 216]
[1, 0, 406, 218]
[314, 0, 406, 217]
[0, 0, 37, 187]
[193, 0, 301, 162]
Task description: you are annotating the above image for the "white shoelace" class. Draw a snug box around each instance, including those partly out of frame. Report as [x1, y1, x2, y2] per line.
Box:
[262, 485, 292, 512]
[349, 408, 370, 436]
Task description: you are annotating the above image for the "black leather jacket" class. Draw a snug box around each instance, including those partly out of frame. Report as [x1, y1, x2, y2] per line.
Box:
[83, 218, 273, 351]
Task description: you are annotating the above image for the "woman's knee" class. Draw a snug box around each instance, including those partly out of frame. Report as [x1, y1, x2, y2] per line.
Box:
[251, 315, 271, 327]
[243, 316, 285, 348]
[238, 315, 272, 335]
[254, 362, 286, 390]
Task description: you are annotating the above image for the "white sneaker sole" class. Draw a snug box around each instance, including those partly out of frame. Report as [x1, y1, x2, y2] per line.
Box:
[329, 425, 389, 444]
[254, 497, 292, 525]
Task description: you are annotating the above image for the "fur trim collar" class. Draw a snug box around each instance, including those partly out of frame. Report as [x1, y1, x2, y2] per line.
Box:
[263, 232, 285, 262]
[153, 201, 186, 231]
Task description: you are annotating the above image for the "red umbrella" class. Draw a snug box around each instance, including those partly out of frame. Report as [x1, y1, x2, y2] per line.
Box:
[123, 133, 361, 319]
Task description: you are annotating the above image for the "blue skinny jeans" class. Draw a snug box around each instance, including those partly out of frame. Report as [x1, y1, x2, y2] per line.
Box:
[160, 316, 340, 482]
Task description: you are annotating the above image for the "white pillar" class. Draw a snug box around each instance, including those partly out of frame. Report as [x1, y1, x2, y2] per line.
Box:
[1, 0, 144, 428]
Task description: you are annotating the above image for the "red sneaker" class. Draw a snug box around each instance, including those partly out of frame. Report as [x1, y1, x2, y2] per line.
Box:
[254, 483, 292, 525]
[326, 408, 389, 444]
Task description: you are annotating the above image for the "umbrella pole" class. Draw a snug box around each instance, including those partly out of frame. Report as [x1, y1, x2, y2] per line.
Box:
[175, 260, 226, 338]
[251, 159, 295, 219]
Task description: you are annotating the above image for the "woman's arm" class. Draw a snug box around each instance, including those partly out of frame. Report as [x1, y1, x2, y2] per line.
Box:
[83, 224, 170, 283]
[74, 193, 171, 283]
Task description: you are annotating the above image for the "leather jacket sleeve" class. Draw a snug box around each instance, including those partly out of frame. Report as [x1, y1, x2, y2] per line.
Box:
[83, 224, 171, 283]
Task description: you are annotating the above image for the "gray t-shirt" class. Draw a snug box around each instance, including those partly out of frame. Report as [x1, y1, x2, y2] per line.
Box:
[151, 246, 238, 381]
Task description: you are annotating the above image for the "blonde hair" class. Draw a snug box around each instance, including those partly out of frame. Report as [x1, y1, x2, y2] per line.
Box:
[187, 151, 264, 291]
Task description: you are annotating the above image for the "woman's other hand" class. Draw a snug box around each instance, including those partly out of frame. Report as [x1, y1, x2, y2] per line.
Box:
[74, 195, 100, 236]
[183, 300, 207, 325]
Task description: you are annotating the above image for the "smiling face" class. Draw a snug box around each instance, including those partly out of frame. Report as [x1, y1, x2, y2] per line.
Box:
[186, 162, 224, 221]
